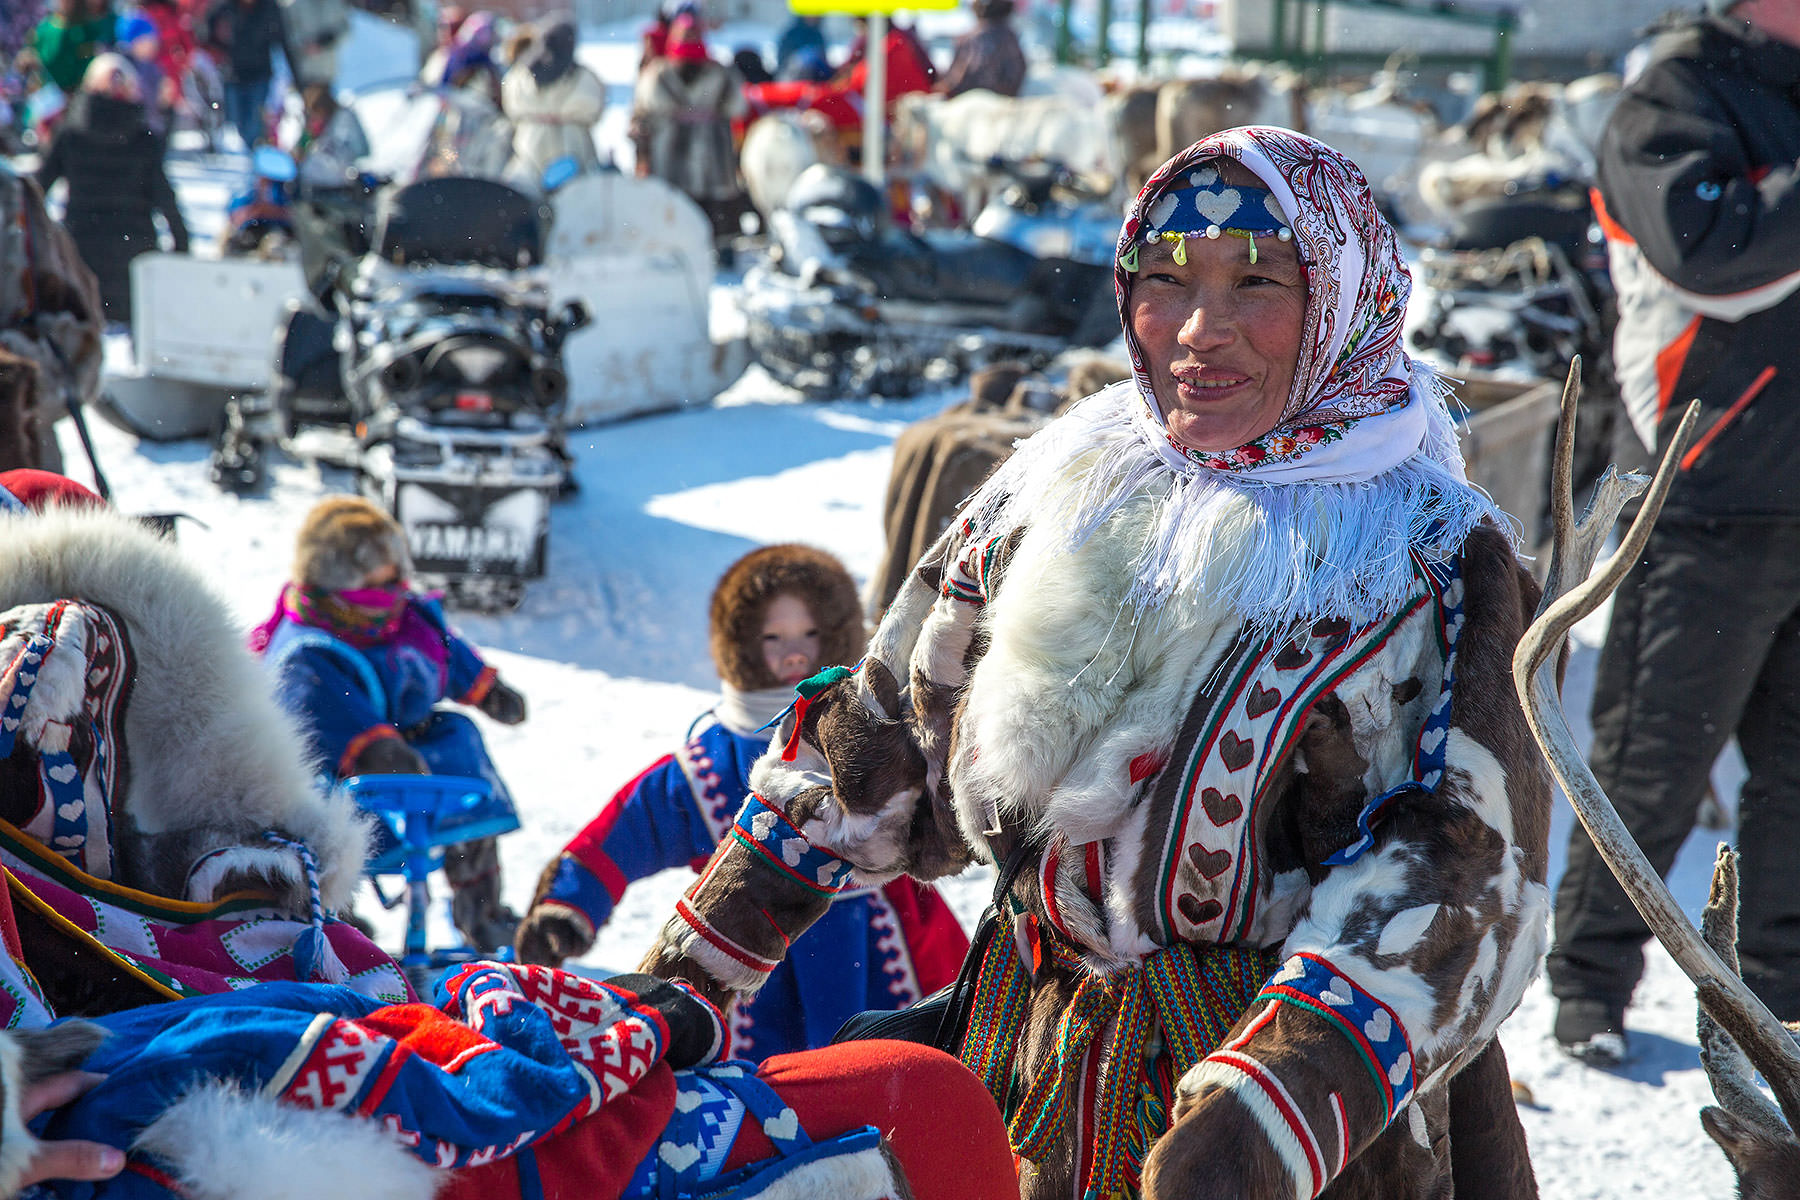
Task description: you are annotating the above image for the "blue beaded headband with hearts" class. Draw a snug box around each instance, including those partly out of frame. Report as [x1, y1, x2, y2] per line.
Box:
[1120, 163, 1294, 271]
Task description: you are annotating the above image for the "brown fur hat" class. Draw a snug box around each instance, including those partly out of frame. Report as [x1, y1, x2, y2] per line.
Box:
[292, 496, 413, 591]
[709, 544, 865, 691]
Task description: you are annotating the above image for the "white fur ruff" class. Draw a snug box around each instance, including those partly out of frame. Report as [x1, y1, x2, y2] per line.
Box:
[733, 1143, 908, 1200]
[0, 507, 371, 911]
[132, 1081, 440, 1200]
[0, 1036, 39, 1199]
[960, 377, 1508, 641]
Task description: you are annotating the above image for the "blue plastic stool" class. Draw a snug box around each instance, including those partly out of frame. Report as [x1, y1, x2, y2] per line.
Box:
[340, 773, 522, 989]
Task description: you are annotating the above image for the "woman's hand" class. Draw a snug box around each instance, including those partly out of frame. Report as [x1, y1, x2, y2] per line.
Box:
[17, 1072, 125, 1190]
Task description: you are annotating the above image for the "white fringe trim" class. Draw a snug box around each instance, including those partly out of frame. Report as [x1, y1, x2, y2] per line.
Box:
[960, 373, 1509, 641]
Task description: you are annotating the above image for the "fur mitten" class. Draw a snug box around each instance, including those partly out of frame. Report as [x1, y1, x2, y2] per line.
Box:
[477, 679, 527, 725]
[513, 903, 594, 967]
[344, 735, 427, 777]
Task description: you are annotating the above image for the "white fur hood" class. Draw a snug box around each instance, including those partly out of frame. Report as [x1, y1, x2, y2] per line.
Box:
[0, 506, 369, 911]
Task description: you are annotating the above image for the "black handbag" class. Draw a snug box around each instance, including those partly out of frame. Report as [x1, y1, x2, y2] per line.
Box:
[831, 841, 1036, 1054]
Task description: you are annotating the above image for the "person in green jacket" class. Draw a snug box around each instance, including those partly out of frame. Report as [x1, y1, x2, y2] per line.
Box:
[33, 0, 116, 95]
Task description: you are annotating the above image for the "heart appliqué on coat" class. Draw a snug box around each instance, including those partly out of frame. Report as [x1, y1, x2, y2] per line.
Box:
[1201, 787, 1242, 825]
[1274, 643, 1313, 671]
[1245, 682, 1281, 719]
[763, 1108, 801, 1142]
[1310, 617, 1352, 642]
[659, 1141, 702, 1172]
[1187, 843, 1232, 879]
[1218, 731, 1253, 772]
[1177, 894, 1224, 926]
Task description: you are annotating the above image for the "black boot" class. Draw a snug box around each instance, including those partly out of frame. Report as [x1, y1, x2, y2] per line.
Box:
[1553, 997, 1628, 1066]
[443, 837, 520, 955]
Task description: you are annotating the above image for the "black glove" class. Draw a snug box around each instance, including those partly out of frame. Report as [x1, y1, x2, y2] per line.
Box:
[604, 973, 727, 1069]
[513, 904, 595, 967]
[479, 679, 527, 726]
[346, 734, 429, 777]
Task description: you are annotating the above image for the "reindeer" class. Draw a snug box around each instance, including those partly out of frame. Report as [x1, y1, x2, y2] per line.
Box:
[1514, 364, 1800, 1199]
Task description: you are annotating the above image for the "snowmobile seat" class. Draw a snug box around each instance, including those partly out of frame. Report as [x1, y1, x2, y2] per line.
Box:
[845, 230, 1039, 307]
[374, 178, 549, 269]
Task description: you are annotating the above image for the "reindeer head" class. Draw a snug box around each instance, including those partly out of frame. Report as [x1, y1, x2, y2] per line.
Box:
[749, 659, 931, 880]
[1515, 364, 1800, 1199]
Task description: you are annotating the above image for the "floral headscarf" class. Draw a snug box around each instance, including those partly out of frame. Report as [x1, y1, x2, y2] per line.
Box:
[1115, 126, 1431, 478]
[957, 127, 1505, 634]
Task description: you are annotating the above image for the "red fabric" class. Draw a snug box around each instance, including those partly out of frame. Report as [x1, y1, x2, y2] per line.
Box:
[0, 470, 102, 511]
[142, 2, 195, 87]
[439, 1062, 679, 1200]
[666, 15, 707, 62]
[726, 1042, 1016, 1200]
[880, 877, 968, 995]
[742, 29, 934, 132]
[357, 1003, 501, 1074]
[458, 664, 499, 706]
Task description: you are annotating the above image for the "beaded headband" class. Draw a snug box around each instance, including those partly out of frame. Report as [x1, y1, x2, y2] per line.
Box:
[1120, 164, 1295, 270]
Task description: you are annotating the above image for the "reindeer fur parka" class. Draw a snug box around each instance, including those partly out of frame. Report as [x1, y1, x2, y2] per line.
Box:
[645, 494, 1550, 1200]
[0, 504, 370, 915]
[646, 128, 1551, 1200]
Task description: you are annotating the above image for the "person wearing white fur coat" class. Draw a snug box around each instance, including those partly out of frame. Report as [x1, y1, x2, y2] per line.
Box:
[644, 127, 1554, 1200]
[500, 14, 605, 182]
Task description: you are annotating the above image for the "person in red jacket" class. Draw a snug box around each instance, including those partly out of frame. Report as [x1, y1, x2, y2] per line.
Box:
[741, 16, 935, 141]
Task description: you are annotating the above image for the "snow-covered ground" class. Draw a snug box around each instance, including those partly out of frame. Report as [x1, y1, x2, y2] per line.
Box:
[14, 11, 1770, 1198]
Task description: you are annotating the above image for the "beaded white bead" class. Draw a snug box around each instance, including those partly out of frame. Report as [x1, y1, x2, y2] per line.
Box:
[1204, 225, 1221, 239]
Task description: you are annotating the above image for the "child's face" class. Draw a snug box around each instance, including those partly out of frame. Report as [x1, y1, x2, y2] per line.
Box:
[357, 561, 402, 589]
[761, 593, 821, 687]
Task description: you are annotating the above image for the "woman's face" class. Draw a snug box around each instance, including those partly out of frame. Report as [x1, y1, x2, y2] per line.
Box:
[1128, 176, 1309, 454]
[761, 593, 821, 687]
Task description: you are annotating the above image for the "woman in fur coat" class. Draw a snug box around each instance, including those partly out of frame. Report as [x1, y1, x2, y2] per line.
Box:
[643, 128, 1551, 1200]
[500, 13, 604, 182]
[515, 543, 969, 1060]
[253, 496, 529, 953]
[631, 15, 746, 238]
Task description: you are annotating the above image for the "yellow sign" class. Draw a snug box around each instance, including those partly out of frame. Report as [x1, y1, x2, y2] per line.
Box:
[788, 0, 957, 14]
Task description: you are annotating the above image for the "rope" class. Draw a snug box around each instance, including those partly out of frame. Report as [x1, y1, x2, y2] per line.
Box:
[263, 832, 330, 983]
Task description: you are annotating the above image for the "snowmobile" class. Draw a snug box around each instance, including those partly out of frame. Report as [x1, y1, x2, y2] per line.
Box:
[212, 174, 590, 611]
[743, 160, 1122, 398]
[1407, 177, 1621, 490]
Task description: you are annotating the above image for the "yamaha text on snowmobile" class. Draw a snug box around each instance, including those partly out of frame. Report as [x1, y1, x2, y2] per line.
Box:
[213, 174, 589, 611]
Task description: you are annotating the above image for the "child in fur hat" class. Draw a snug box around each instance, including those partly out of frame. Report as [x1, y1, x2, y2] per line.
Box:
[253, 496, 528, 953]
[515, 543, 969, 1059]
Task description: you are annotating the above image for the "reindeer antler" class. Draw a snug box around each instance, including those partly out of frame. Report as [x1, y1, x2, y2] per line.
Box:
[1512, 360, 1800, 1133]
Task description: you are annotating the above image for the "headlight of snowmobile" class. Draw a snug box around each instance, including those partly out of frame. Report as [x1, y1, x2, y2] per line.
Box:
[441, 345, 512, 386]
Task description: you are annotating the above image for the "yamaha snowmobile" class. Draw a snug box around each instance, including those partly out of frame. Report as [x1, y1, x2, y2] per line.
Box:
[212, 175, 589, 611]
[743, 161, 1121, 398]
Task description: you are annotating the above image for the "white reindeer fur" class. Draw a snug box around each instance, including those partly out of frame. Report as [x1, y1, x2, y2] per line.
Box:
[134, 1082, 439, 1200]
[950, 474, 1244, 852]
[0, 1036, 39, 1200]
[730, 1142, 907, 1200]
[0, 506, 370, 911]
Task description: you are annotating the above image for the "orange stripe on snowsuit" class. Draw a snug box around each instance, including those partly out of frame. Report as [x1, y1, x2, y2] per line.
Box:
[1682, 365, 1778, 471]
[1655, 317, 1702, 423]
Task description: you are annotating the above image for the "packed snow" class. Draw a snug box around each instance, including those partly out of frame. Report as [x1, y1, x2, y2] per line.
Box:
[21, 10, 1772, 1198]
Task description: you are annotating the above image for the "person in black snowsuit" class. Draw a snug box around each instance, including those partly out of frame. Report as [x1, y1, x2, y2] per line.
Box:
[1549, 0, 1800, 1063]
[202, 0, 291, 149]
[34, 53, 189, 325]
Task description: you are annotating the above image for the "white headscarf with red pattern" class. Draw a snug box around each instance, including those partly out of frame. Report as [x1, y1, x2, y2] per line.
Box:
[959, 127, 1508, 634]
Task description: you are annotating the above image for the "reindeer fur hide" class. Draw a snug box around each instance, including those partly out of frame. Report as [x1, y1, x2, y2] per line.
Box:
[0, 505, 369, 912]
